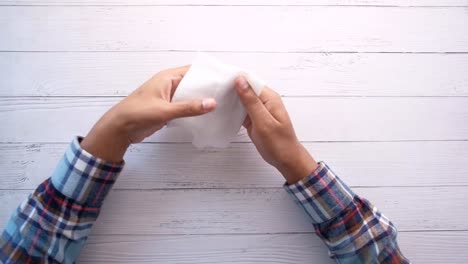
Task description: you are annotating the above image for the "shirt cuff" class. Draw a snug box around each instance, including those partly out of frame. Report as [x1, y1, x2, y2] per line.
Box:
[50, 136, 124, 207]
[284, 162, 355, 224]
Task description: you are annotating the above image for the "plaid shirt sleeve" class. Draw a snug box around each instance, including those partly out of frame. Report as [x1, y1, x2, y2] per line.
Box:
[285, 162, 410, 264]
[0, 137, 124, 264]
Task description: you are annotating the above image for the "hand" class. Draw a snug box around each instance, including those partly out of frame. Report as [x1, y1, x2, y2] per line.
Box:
[81, 66, 217, 162]
[234, 76, 318, 184]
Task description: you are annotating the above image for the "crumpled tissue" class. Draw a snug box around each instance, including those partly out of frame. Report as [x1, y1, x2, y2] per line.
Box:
[168, 53, 265, 149]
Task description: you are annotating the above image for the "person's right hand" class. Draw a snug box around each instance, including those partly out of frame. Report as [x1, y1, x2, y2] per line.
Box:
[234, 76, 318, 184]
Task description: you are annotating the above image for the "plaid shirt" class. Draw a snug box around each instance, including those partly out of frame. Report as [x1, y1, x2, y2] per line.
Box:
[0, 137, 123, 264]
[285, 163, 409, 263]
[1, 137, 409, 263]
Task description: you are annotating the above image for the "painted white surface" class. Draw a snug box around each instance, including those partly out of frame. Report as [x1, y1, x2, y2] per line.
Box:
[77, 232, 468, 263]
[0, 1, 467, 263]
[2, 0, 468, 6]
[1, 97, 468, 142]
[2, 141, 468, 189]
[2, 52, 468, 96]
[1, 7, 468, 52]
[1, 187, 466, 234]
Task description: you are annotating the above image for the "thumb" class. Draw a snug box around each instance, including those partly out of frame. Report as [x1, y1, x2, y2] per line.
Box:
[167, 98, 217, 119]
[234, 75, 270, 121]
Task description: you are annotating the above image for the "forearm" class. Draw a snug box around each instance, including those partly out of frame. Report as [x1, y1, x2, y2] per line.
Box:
[0, 137, 123, 263]
[81, 109, 130, 163]
[0, 66, 214, 263]
[285, 162, 409, 263]
[232, 76, 408, 261]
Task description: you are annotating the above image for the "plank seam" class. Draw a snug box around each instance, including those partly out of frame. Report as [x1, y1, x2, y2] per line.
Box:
[1, 4, 468, 7]
[1, 139, 468, 144]
[3, 95, 468, 98]
[1, 50, 468, 54]
[81, 229, 468, 237]
[3, 185, 468, 191]
[82, 229, 468, 237]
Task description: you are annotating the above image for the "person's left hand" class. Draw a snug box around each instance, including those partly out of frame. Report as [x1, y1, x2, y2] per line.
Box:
[81, 65, 217, 162]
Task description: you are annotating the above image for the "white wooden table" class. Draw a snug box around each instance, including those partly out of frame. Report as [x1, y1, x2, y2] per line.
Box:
[1, 0, 468, 263]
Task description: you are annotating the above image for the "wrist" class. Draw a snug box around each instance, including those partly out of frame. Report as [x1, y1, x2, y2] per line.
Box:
[279, 143, 318, 185]
[81, 112, 131, 162]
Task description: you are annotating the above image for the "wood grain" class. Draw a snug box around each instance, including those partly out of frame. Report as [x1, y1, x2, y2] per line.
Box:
[77, 231, 468, 263]
[1, 97, 467, 143]
[1, 6, 467, 52]
[2, 52, 468, 96]
[80, 233, 333, 263]
[2, 0, 468, 6]
[1, 141, 468, 189]
[1, 187, 466, 234]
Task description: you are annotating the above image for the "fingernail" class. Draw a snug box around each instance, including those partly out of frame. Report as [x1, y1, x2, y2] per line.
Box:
[202, 98, 217, 112]
[238, 77, 249, 90]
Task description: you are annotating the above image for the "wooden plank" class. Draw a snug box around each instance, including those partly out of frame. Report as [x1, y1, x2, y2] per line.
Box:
[80, 233, 333, 264]
[2, 52, 468, 96]
[1, 141, 468, 189]
[1, 187, 466, 234]
[0, 97, 467, 143]
[1, 7, 467, 52]
[2, 0, 468, 6]
[77, 231, 468, 263]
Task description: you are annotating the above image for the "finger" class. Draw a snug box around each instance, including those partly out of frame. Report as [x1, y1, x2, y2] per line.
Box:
[259, 87, 289, 121]
[242, 116, 253, 136]
[258, 87, 278, 103]
[242, 115, 252, 129]
[169, 65, 192, 96]
[167, 98, 217, 119]
[234, 75, 271, 121]
[168, 65, 191, 77]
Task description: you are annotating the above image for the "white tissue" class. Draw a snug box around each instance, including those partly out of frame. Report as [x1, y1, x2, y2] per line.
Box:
[168, 53, 265, 148]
